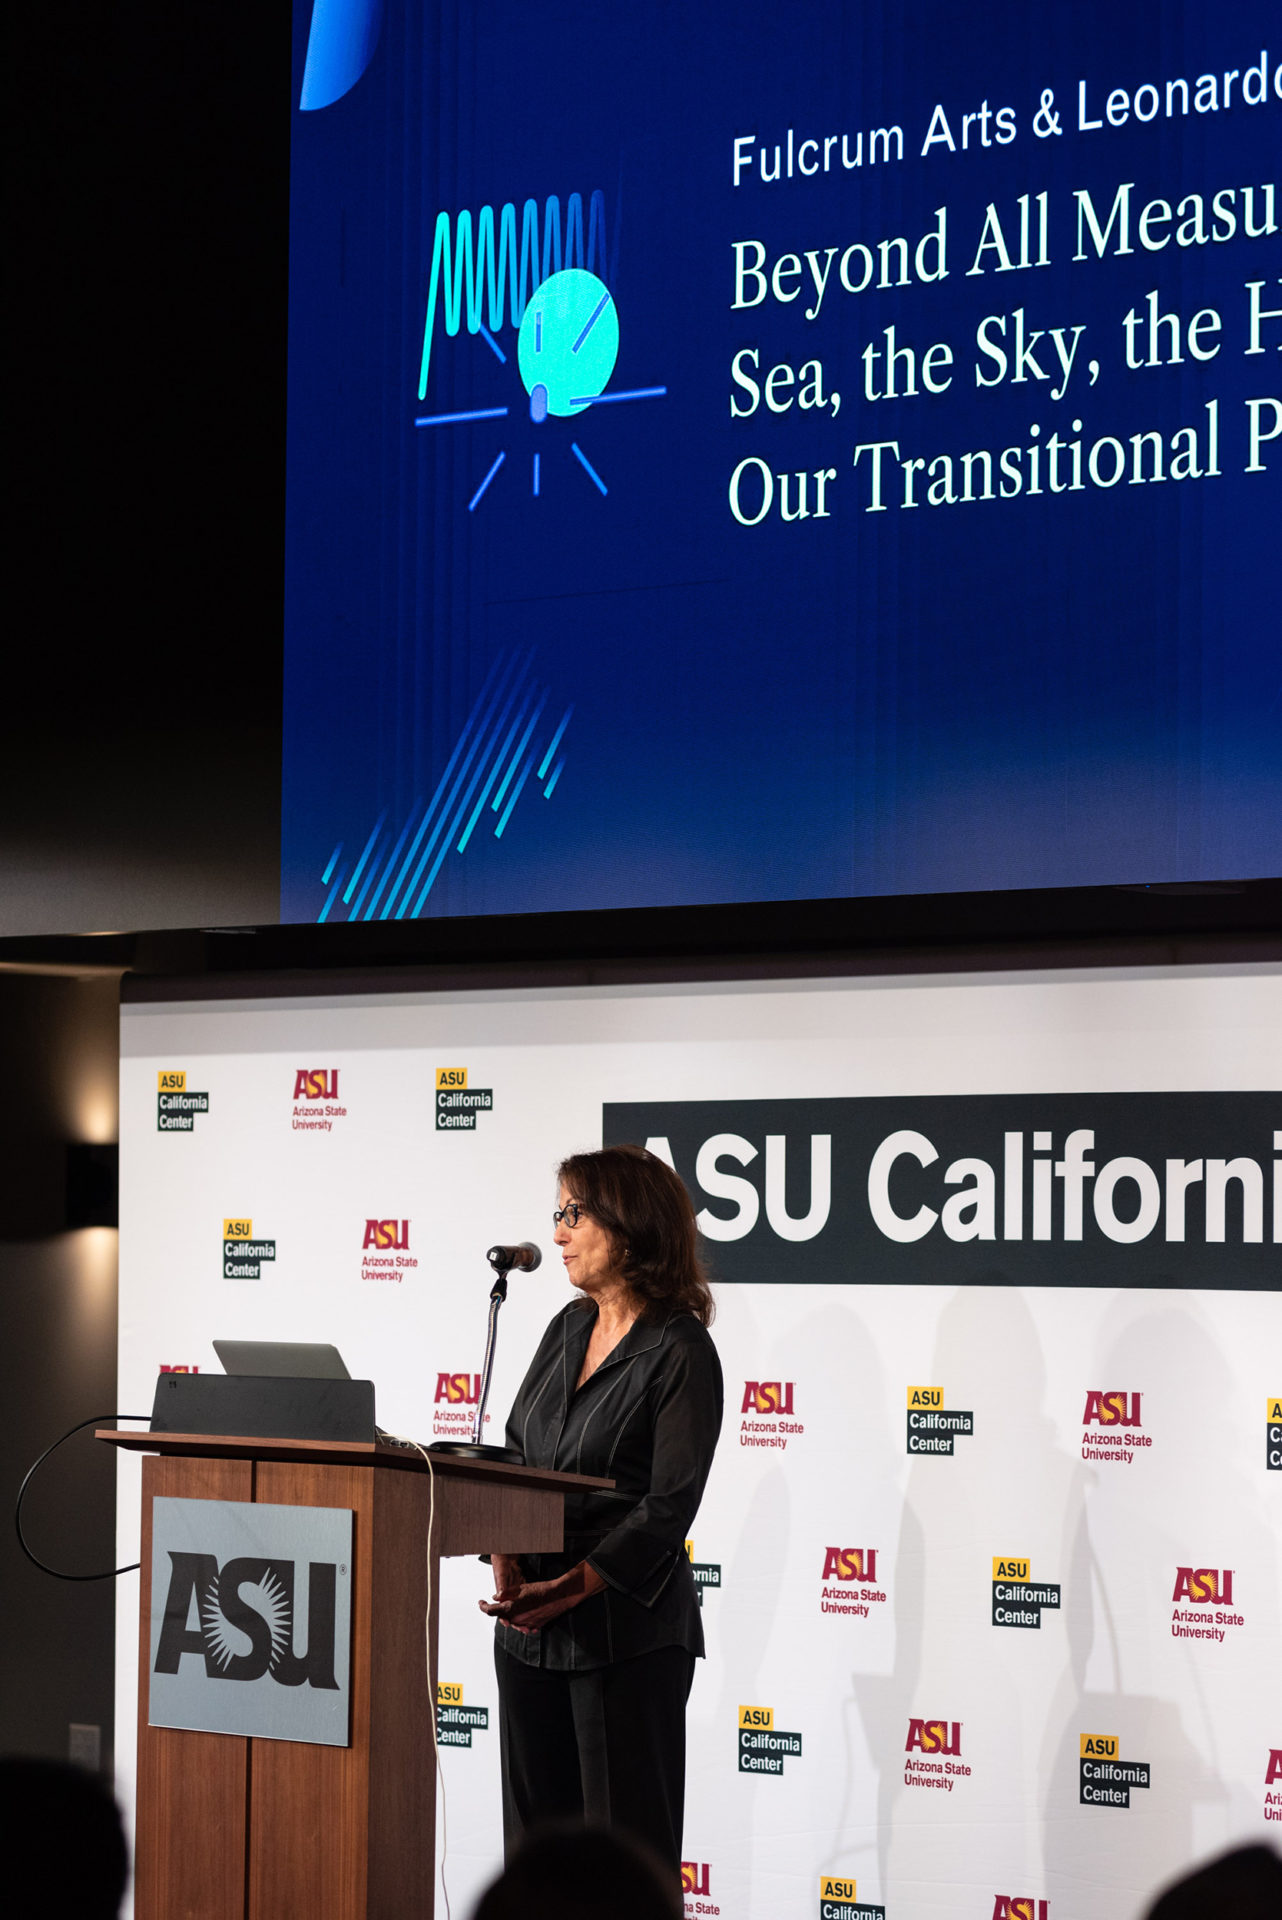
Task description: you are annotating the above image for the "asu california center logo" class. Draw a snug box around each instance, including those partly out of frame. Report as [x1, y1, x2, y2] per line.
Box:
[907, 1385, 973, 1456]
[1079, 1734, 1151, 1808]
[991, 1556, 1061, 1629]
[157, 1069, 209, 1132]
[819, 1874, 885, 1920]
[435, 1682, 490, 1748]
[738, 1704, 802, 1775]
[435, 1067, 494, 1131]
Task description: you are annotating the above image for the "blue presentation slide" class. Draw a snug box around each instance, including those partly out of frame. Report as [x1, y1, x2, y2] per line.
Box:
[282, 0, 1281, 924]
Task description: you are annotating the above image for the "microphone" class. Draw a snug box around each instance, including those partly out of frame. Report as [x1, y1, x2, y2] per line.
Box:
[486, 1242, 542, 1274]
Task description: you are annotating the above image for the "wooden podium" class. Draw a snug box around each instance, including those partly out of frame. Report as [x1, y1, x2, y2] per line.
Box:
[100, 1429, 610, 1920]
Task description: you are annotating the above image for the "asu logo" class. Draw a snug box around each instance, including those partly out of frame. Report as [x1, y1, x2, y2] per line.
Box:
[819, 1874, 885, 1920]
[157, 1068, 210, 1132]
[159, 1365, 199, 1374]
[222, 1220, 277, 1280]
[991, 1556, 1061, 1629]
[992, 1900, 1048, 1920]
[1266, 1749, 1282, 1786]
[820, 1545, 885, 1617]
[685, 1539, 722, 1605]
[435, 1372, 481, 1405]
[906, 1385, 974, 1455]
[1081, 1388, 1151, 1462]
[434, 1681, 489, 1747]
[363, 1219, 411, 1251]
[1079, 1732, 1151, 1806]
[822, 1548, 878, 1582]
[1172, 1566, 1234, 1604]
[742, 1380, 795, 1414]
[1082, 1390, 1142, 1427]
[738, 1703, 802, 1774]
[905, 1718, 961, 1755]
[681, 1862, 711, 1895]
[293, 1069, 340, 1100]
[435, 1068, 494, 1131]
[154, 1553, 340, 1688]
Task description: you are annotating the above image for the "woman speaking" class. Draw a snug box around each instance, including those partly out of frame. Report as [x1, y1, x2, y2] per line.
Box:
[479, 1144, 722, 1875]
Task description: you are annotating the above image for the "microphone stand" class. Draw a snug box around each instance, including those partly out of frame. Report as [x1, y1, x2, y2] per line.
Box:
[429, 1249, 524, 1462]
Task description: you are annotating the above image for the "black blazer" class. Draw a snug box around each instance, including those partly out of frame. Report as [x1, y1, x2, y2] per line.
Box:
[495, 1300, 723, 1670]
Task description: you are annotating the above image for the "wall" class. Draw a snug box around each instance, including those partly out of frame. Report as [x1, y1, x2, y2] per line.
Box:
[0, 972, 121, 1768]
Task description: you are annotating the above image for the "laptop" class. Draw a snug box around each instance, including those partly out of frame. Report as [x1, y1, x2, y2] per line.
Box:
[213, 1339, 351, 1380]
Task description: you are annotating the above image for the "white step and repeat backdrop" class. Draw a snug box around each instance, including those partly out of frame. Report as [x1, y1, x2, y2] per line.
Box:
[117, 964, 1281, 1919]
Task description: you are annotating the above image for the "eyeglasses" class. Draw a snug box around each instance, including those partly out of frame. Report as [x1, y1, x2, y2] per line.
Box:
[553, 1201, 586, 1228]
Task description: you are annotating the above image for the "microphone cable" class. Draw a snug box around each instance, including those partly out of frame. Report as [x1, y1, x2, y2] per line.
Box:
[14, 1414, 151, 1580]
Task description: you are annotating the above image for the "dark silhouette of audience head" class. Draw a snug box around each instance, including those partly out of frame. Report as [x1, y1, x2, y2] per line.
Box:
[0, 1757, 128, 1919]
[1144, 1843, 1281, 1919]
[472, 1822, 682, 1920]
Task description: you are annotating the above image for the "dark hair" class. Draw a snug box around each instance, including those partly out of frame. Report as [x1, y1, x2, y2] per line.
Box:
[472, 1821, 681, 1920]
[557, 1144, 714, 1326]
[1144, 1844, 1282, 1920]
[0, 1758, 129, 1919]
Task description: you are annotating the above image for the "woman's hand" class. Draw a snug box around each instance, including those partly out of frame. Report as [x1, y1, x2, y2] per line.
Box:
[490, 1553, 525, 1600]
[478, 1560, 606, 1632]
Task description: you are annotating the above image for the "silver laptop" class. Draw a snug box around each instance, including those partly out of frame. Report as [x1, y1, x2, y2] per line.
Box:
[213, 1340, 351, 1379]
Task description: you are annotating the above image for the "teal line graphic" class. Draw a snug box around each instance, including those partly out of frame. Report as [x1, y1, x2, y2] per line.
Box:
[318, 863, 348, 922]
[378, 653, 509, 917]
[361, 812, 416, 921]
[315, 653, 573, 924]
[570, 443, 607, 495]
[492, 695, 549, 813]
[495, 757, 536, 837]
[570, 387, 668, 407]
[417, 192, 610, 398]
[416, 406, 509, 427]
[538, 706, 574, 779]
[394, 653, 529, 915]
[468, 451, 506, 512]
[342, 812, 386, 904]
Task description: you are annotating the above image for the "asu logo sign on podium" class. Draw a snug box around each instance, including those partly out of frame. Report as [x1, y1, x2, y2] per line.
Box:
[148, 1497, 352, 1746]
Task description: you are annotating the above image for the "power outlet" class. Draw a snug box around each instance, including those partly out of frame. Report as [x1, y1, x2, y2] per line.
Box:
[68, 1723, 101, 1771]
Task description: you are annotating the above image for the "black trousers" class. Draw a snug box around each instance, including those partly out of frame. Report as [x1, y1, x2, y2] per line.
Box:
[494, 1642, 696, 1873]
